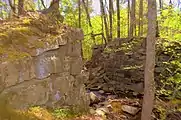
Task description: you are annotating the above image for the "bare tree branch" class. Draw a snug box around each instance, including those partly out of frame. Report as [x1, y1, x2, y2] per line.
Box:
[40, 0, 46, 9]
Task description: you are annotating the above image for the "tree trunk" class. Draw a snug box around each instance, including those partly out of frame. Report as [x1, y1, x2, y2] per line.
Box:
[127, 0, 130, 37]
[129, 0, 136, 37]
[100, 0, 109, 42]
[138, 0, 143, 37]
[13, 0, 16, 12]
[109, 0, 113, 40]
[78, 0, 84, 60]
[86, 0, 88, 9]
[41, 0, 60, 16]
[82, 0, 92, 29]
[82, 0, 95, 42]
[169, 0, 172, 5]
[158, 0, 162, 37]
[100, 1, 105, 44]
[78, 0, 81, 28]
[51, 0, 59, 11]
[8, 0, 16, 13]
[141, 0, 157, 120]
[0, 7, 2, 19]
[159, 0, 162, 12]
[116, 0, 120, 38]
[18, 0, 25, 15]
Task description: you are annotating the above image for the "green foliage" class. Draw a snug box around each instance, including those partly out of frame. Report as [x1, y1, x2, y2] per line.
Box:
[0, 1, 8, 18]
[156, 105, 167, 120]
[52, 107, 81, 119]
[59, 0, 94, 59]
[0, 1, 6, 7]
[81, 8, 131, 59]
[82, 16, 103, 59]
[159, 8, 181, 41]
[156, 40, 181, 99]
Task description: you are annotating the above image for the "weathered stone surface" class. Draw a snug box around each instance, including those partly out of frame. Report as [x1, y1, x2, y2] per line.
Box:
[0, 59, 36, 88]
[1, 79, 49, 109]
[95, 107, 109, 116]
[121, 105, 140, 115]
[0, 20, 88, 111]
[70, 57, 82, 75]
[0, 62, 19, 87]
[90, 92, 99, 104]
[34, 49, 61, 79]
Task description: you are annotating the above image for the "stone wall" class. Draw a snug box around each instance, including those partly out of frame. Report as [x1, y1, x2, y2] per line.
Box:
[85, 38, 181, 97]
[0, 26, 89, 110]
[85, 38, 145, 95]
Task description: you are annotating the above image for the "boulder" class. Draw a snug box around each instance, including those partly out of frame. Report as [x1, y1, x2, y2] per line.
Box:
[0, 14, 89, 111]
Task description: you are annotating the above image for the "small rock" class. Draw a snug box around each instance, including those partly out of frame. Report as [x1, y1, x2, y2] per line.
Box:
[107, 95, 117, 100]
[98, 101, 109, 106]
[98, 90, 105, 94]
[109, 87, 114, 91]
[105, 93, 111, 95]
[99, 107, 109, 114]
[95, 109, 106, 116]
[89, 108, 96, 114]
[93, 104, 101, 108]
[106, 104, 113, 111]
[90, 92, 99, 103]
[102, 85, 109, 92]
[139, 56, 145, 60]
[98, 83, 106, 89]
[120, 115, 128, 119]
[129, 82, 144, 93]
[90, 87, 100, 91]
[155, 67, 164, 73]
[133, 92, 138, 96]
[121, 105, 140, 115]
[95, 107, 109, 116]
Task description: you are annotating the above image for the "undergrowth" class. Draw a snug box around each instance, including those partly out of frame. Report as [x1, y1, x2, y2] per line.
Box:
[0, 97, 86, 120]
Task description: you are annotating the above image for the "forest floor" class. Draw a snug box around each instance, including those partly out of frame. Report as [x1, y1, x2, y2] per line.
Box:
[1, 88, 181, 120]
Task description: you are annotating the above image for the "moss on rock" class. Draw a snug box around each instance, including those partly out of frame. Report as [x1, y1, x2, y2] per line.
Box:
[0, 12, 65, 62]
